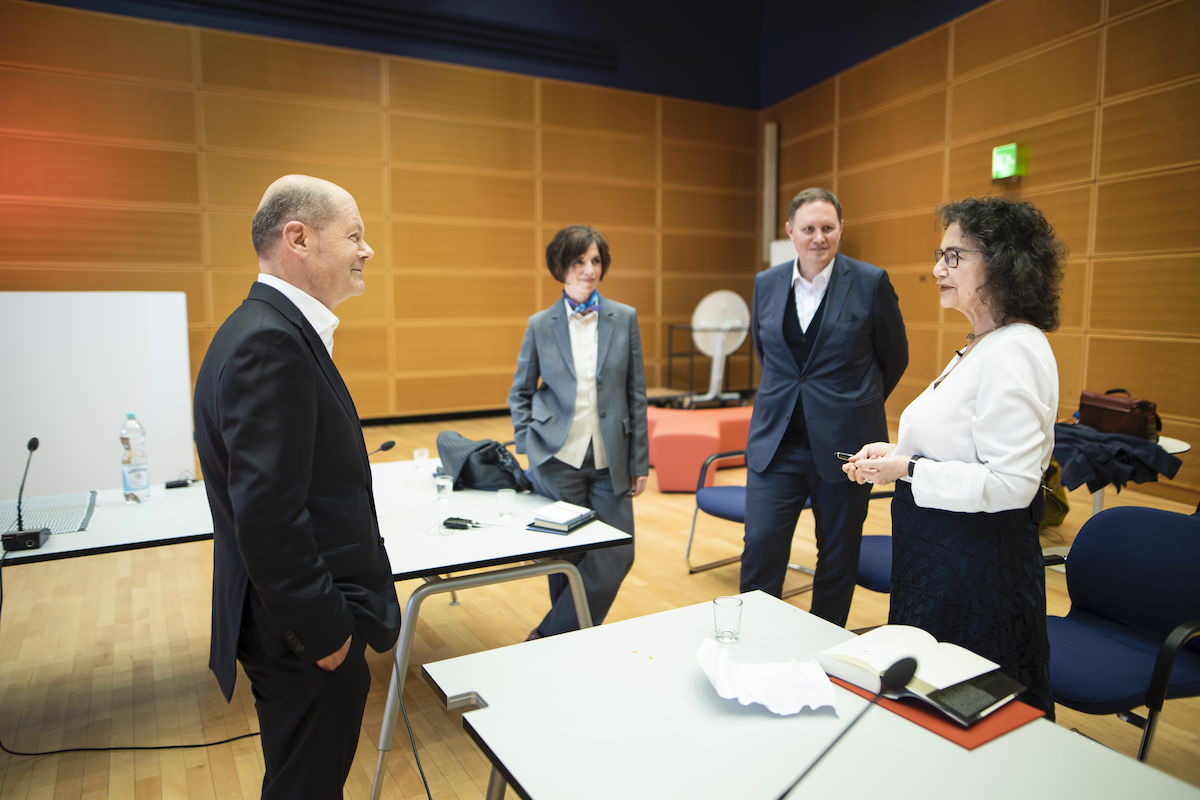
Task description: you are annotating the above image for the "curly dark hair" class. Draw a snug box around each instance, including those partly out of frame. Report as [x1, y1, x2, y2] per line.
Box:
[545, 225, 611, 282]
[937, 197, 1066, 332]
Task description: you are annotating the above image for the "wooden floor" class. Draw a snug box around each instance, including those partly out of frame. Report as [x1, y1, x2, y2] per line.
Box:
[0, 414, 1196, 799]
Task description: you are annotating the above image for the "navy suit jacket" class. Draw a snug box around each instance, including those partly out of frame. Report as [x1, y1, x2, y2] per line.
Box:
[746, 252, 908, 481]
[194, 282, 401, 700]
[508, 294, 649, 494]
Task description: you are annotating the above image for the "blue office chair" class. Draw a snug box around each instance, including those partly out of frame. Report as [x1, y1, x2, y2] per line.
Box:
[1047, 506, 1200, 762]
[684, 450, 894, 598]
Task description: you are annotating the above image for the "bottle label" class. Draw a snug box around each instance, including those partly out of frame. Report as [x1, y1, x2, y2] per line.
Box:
[122, 464, 149, 491]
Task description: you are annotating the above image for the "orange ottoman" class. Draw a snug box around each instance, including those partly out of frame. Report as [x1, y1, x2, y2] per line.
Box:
[648, 406, 754, 492]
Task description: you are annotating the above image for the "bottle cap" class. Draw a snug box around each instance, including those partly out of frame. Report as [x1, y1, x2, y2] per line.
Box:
[126, 412, 135, 419]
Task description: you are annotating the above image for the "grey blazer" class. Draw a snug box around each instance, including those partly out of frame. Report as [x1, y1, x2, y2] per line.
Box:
[508, 294, 649, 494]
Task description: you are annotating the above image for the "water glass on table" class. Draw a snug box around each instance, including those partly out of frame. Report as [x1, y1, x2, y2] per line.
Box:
[435, 474, 453, 502]
[713, 596, 742, 643]
[496, 488, 516, 517]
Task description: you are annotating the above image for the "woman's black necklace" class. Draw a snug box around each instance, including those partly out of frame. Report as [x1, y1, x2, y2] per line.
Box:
[956, 324, 1002, 357]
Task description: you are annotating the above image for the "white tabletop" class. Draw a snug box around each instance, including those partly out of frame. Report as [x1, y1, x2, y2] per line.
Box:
[3, 460, 632, 579]
[423, 591, 1200, 800]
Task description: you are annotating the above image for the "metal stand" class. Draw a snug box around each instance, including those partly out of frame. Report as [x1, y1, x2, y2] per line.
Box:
[369, 559, 594, 800]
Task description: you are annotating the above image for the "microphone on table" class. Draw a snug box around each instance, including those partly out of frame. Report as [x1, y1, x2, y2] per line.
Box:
[4, 437, 52, 551]
[367, 440, 396, 457]
[773, 657, 918, 800]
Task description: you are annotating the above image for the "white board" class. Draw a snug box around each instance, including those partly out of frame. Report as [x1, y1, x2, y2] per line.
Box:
[769, 238, 795, 268]
[0, 292, 194, 498]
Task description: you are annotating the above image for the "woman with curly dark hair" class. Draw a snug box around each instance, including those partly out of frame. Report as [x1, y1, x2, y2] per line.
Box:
[842, 196, 1065, 717]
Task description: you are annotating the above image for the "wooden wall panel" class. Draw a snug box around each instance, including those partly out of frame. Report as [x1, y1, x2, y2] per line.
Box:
[542, 82, 656, 137]
[1100, 81, 1200, 176]
[542, 131, 656, 182]
[0, 0, 193, 83]
[207, 212, 257, 268]
[903, 327, 942, 383]
[663, 234, 758, 273]
[393, 373, 514, 414]
[661, 276, 753, 317]
[769, 80, 835, 139]
[885, 379, 926, 421]
[544, 181, 656, 227]
[394, 275, 535, 319]
[954, 0, 1100, 76]
[0, 203, 202, 264]
[1059, 261, 1087, 330]
[388, 58, 534, 122]
[1094, 168, 1200, 254]
[1091, 256, 1200, 335]
[394, 323, 527, 371]
[947, 111, 1096, 197]
[837, 152, 945, 217]
[780, 131, 834, 185]
[663, 143, 756, 191]
[661, 98, 757, 148]
[1086, 337, 1200, 418]
[0, 135, 199, 204]
[567, 228, 658, 272]
[0, 67, 196, 143]
[390, 115, 534, 172]
[662, 189, 755, 232]
[343, 376, 390, 418]
[337, 271, 391, 321]
[839, 91, 946, 169]
[1104, 0, 1200, 98]
[952, 33, 1100, 138]
[0, 267, 206, 318]
[1108, 0, 1164, 18]
[200, 31, 381, 103]
[840, 29, 949, 118]
[204, 93, 383, 159]
[210, 270, 258, 321]
[206, 155, 386, 213]
[840, 212, 942, 267]
[392, 169, 535, 220]
[331, 325, 390, 374]
[393, 222, 535, 270]
[888, 271, 941, 324]
[1047, 332, 1084, 414]
[1016, 185, 1092, 257]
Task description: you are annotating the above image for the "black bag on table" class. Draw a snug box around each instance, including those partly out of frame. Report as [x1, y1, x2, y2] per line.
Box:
[436, 431, 533, 492]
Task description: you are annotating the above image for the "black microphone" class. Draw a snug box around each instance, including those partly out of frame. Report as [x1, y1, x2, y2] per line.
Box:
[5, 437, 51, 551]
[774, 657, 918, 799]
[367, 440, 396, 457]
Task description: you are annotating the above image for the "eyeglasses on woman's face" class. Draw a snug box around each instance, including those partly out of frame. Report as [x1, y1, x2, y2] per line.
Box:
[934, 248, 982, 268]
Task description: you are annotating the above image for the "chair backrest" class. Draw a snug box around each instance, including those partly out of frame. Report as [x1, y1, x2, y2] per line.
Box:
[1067, 507, 1200, 640]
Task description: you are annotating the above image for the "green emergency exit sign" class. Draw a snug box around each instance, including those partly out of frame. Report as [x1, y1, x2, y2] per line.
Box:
[992, 143, 1022, 180]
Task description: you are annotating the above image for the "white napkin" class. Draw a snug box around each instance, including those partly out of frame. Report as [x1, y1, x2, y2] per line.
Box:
[696, 638, 840, 716]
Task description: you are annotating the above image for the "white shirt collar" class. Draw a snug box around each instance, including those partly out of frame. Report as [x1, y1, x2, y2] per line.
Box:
[791, 257, 835, 292]
[257, 273, 340, 356]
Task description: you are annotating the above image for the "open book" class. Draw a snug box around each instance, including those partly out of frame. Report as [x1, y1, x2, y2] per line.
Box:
[817, 625, 1026, 727]
[528, 500, 596, 534]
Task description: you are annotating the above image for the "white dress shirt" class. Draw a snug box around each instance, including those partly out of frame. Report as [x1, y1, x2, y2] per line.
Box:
[555, 299, 608, 470]
[257, 273, 339, 357]
[896, 323, 1058, 513]
[791, 258, 834, 332]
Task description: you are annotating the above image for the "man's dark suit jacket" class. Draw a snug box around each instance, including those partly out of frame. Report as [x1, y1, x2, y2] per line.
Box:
[194, 282, 401, 700]
[747, 252, 908, 480]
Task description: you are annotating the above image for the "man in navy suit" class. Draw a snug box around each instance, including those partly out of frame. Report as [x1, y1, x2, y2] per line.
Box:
[194, 176, 401, 799]
[741, 188, 908, 627]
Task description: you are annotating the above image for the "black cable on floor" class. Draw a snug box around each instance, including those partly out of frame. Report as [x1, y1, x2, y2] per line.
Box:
[393, 646, 435, 800]
[0, 549, 261, 758]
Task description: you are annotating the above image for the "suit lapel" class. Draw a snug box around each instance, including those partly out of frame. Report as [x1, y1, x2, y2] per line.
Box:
[805, 254, 852, 371]
[596, 294, 614, 377]
[549, 299, 575, 378]
[248, 283, 362, 429]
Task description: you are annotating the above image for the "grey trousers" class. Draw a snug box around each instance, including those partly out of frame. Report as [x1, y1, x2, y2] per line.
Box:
[527, 446, 635, 636]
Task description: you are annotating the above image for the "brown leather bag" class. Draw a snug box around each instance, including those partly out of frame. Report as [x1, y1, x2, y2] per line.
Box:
[1078, 388, 1161, 442]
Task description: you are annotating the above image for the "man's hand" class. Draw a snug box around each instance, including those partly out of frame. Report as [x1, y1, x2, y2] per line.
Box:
[316, 635, 352, 671]
[631, 475, 648, 498]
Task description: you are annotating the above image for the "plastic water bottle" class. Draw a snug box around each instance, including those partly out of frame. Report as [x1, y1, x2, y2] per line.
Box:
[120, 413, 149, 503]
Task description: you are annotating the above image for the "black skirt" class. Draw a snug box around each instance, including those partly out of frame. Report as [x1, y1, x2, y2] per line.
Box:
[889, 481, 1054, 718]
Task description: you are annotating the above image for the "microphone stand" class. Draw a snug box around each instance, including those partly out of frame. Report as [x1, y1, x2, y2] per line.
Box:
[5, 438, 51, 551]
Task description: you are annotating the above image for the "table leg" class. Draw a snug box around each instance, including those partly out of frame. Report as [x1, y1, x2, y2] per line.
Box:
[369, 558, 593, 800]
[1093, 488, 1104, 515]
[486, 765, 506, 800]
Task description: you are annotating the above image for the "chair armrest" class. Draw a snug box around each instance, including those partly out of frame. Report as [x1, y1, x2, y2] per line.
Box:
[1042, 554, 1067, 567]
[1146, 619, 1200, 713]
[868, 490, 894, 501]
[697, 450, 747, 493]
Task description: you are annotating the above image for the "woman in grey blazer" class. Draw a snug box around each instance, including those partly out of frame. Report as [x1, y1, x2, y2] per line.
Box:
[508, 225, 649, 639]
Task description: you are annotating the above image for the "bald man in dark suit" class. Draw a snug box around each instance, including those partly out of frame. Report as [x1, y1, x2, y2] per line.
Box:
[194, 176, 401, 799]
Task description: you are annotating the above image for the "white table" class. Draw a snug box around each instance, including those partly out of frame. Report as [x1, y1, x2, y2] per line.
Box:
[423, 591, 1200, 800]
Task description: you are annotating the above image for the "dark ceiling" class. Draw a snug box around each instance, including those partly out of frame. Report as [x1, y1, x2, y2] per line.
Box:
[31, 0, 993, 109]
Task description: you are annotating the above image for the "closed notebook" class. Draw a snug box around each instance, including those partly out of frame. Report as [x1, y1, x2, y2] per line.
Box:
[529, 500, 596, 533]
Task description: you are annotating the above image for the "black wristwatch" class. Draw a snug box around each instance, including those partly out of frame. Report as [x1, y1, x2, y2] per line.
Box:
[908, 455, 923, 478]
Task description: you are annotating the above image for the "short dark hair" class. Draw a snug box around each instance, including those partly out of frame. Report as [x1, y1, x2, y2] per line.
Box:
[937, 197, 1066, 332]
[788, 187, 842, 224]
[251, 184, 340, 258]
[545, 225, 611, 282]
